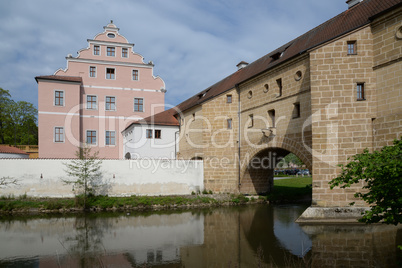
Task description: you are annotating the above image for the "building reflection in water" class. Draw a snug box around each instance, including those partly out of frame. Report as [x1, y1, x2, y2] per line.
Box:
[0, 205, 400, 267]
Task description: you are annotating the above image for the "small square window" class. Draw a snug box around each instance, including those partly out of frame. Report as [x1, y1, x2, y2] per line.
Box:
[347, 41, 357, 55]
[89, 66, 96, 78]
[227, 119, 232, 129]
[134, 98, 143, 112]
[105, 96, 115, 111]
[357, 83, 365, 100]
[94, 45, 100, 55]
[107, 47, 115, 56]
[106, 131, 115, 145]
[87, 95, 97, 109]
[86, 130, 97, 145]
[122, 48, 128, 58]
[55, 91, 64, 106]
[132, 70, 139, 80]
[227, 95, 232, 103]
[146, 129, 153, 139]
[54, 127, 64, 142]
[106, 68, 115, 79]
[155, 129, 161, 139]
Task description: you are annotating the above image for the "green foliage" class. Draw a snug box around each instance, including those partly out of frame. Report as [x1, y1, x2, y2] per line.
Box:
[231, 194, 249, 204]
[63, 146, 103, 208]
[329, 138, 402, 225]
[277, 153, 304, 168]
[267, 177, 312, 202]
[0, 88, 38, 145]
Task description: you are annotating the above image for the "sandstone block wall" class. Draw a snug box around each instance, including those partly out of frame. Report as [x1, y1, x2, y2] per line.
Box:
[310, 26, 376, 207]
[238, 56, 312, 194]
[372, 6, 402, 150]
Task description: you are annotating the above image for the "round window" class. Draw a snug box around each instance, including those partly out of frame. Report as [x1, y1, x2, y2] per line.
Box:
[247, 91, 253, 99]
[295, 71, 302, 81]
[396, 26, 402, 40]
[263, 84, 269, 93]
[107, 33, 116, 38]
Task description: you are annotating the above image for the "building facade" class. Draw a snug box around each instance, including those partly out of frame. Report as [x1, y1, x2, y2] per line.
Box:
[36, 21, 166, 159]
[122, 109, 179, 159]
[174, 0, 401, 212]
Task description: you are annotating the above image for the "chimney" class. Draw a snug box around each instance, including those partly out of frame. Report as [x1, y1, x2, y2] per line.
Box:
[236, 61, 249, 70]
[346, 0, 363, 9]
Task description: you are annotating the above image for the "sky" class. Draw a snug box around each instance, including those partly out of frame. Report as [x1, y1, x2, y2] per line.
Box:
[0, 0, 347, 110]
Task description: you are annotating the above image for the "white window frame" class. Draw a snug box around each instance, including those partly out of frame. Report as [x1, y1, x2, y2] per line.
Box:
[93, 45, 101, 56]
[105, 96, 116, 111]
[89, 66, 97, 78]
[154, 129, 161, 139]
[54, 90, 65, 107]
[132, 69, 139, 81]
[146, 129, 153, 139]
[105, 130, 116, 146]
[86, 95, 98, 110]
[54, 126, 65, 143]
[106, 67, 116, 80]
[106, 46, 115, 57]
[134, 97, 144, 112]
[122, 47, 128, 58]
[86, 130, 97, 145]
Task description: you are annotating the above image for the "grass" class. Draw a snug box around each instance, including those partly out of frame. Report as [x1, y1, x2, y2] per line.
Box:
[266, 176, 312, 203]
[0, 178, 311, 213]
[0, 194, 235, 213]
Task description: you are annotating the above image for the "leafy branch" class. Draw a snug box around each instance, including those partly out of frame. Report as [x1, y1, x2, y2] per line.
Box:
[329, 138, 402, 225]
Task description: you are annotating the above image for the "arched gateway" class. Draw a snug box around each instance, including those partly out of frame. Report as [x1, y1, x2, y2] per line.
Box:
[176, 0, 401, 222]
[240, 135, 312, 195]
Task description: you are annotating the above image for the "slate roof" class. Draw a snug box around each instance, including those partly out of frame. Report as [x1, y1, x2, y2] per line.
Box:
[0, 145, 29, 155]
[35, 75, 83, 83]
[174, 0, 401, 114]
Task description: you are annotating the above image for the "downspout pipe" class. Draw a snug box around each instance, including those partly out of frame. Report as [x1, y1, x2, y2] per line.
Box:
[235, 83, 241, 192]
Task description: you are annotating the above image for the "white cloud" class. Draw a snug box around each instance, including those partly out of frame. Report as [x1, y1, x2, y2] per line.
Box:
[0, 0, 346, 107]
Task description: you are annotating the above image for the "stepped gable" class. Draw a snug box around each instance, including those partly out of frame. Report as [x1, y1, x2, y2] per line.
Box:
[175, 0, 401, 114]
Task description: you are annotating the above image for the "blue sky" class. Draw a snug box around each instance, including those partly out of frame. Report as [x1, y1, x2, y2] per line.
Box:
[0, 0, 347, 109]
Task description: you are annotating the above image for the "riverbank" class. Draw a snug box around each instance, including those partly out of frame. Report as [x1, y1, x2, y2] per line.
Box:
[0, 193, 269, 214]
[0, 177, 312, 214]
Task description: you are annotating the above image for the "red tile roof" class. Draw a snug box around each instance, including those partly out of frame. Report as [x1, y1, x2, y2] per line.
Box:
[123, 108, 179, 131]
[175, 0, 401, 114]
[0, 145, 29, 155]
[35, 75, 83, 83]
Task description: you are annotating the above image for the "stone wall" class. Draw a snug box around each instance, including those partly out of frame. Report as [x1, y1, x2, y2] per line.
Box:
[238, 56, 312, 194]
[310, 26, 376, 207]
[0, 159, 203, 197]
[372, 6, 402, 150]
[177, 105, 204, 159]
[202, 88, 239, 192]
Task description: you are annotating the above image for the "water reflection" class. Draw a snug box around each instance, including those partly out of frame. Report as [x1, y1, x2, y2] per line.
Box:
[0, 205, 400, 267]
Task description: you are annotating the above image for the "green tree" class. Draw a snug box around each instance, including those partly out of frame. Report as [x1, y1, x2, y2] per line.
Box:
[277, 153, 304, 168]
[329, 138, 402, 225]
[8, 101, 38, 145]
[63, 146, 103, 209]
[0, 88, 38, 145]
[0, 88, 12, 144]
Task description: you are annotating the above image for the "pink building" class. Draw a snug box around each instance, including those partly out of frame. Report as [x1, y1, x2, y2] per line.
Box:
[36, 21, 166, 159]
